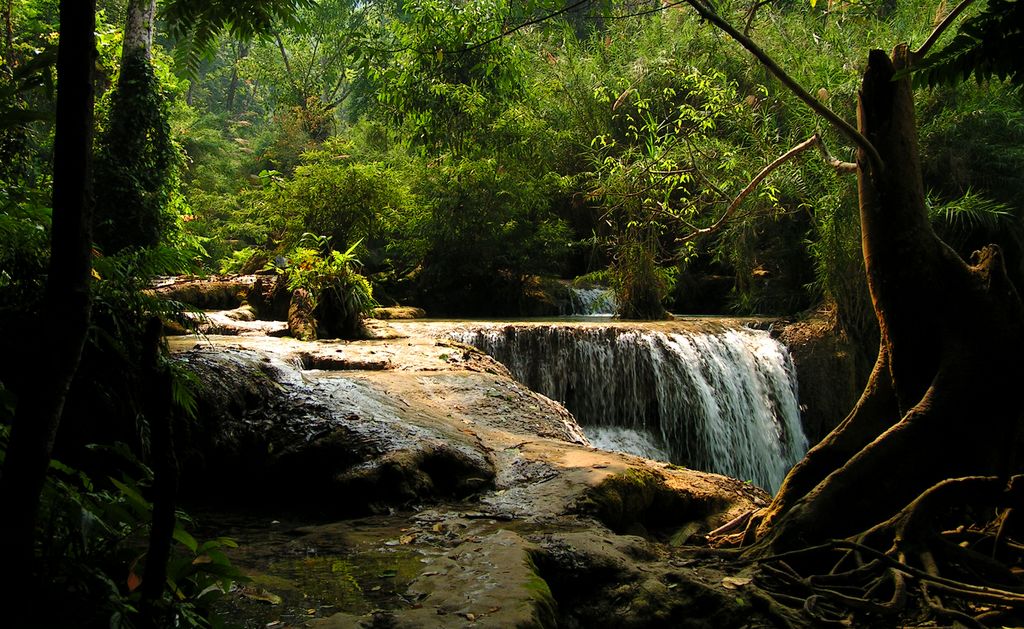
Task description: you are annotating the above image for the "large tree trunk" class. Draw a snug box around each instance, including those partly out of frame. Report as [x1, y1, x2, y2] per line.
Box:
[121, 0, 156, 68]
[748, 45, 1024, 553]
[0, 0, 96, 590]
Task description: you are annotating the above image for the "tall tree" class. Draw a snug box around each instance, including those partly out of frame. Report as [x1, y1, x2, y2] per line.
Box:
[92, 3, 174, 255]
[694, 0, 1024, 622]
[122, 0, 157, 66]
[0, 0, 312, 602]
[0, 0, 96, 602]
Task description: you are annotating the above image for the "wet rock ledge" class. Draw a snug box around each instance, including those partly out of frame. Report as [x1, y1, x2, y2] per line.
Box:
[171, 332, 773, 628]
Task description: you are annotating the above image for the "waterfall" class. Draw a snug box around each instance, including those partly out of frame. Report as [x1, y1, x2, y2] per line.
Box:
[449, 324, 807, 492]
[567, 287, 617, 316]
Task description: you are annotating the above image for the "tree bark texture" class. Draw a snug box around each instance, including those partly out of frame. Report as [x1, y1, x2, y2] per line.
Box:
[749, 45, 1024, 552]
[121, 0, 155, 69]
[0, 0, 96, 593]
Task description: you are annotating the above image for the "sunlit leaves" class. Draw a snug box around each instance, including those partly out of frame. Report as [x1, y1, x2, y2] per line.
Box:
[589, 66, 749, 233]
[369, 0, 532, 154]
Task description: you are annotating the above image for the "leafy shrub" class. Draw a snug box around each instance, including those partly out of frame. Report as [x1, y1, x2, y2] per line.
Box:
[282, 236, 377, 338]
[38, 445, 245, 628]
[611, 227, 670, 320]
[287, 139, 411, 253]
[413, 156, 571, 315]
[217, 246, 260, 275]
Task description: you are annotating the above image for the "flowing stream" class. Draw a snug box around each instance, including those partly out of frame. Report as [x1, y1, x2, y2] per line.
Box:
[441, 321, 807, 492]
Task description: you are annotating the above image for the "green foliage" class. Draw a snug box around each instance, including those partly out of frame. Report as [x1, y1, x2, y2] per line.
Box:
[0, 45, 57, 128]
[287, 138, 410, 252]
[234, 0, 370, 134]
[162, 0, 315, 77]
[927, 190, 1024, 280]
[611, 226, 670, 320]
[281, 236, 376, 333]
[577, 14, 776, 317]
[370, 0, 530, 154]
[94, 50, 177, 254]
[91, 246, 200, 345]
[915, 0, 1024, 87]
[806, 177, 874, 343]
[413, 156, 571, 314]
[217, 245, 260, 274]
[929, 190, 1013, 235]
[917, 80, 1024, 209]
[0, 200, 49, 319]
[36, 446, 246, 628]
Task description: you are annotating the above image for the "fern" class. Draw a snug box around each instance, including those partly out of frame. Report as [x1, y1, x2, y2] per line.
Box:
[914, 0, 1024, 88]
[928, 190, 1012, 232]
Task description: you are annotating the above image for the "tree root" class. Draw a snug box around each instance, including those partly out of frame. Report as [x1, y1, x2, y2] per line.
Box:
[711, 476, 1024, 627]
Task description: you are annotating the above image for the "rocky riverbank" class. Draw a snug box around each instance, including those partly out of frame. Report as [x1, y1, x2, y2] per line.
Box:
[171, 330, 775, 628]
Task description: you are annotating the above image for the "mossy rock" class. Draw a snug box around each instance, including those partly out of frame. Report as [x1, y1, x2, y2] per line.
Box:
[578, 467, 711, 539]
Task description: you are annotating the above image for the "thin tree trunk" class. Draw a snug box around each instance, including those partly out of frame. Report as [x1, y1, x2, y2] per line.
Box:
[225, 43, 248, 114]
[0, 0, 96, 597]
[139, 318, 178, 628]
[3, 0, 12, 69]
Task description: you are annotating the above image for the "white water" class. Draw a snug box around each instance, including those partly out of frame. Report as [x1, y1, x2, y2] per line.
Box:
[449, 324, 807, 492]
[587, 426, 672, 462]
[567, 287, 617, 316]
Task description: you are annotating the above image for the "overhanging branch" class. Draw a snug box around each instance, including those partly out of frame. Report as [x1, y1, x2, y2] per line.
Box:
[678, 134, 855, 244]
[683, 0, 884, 173]
[913, 0, 978, 61]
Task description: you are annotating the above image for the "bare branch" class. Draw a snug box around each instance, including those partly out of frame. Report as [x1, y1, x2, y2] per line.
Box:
[913, 0, 978, 61]
[678, 134, 851, 243]
[743, 0, 772, 37]
[683, 0, 884, 173]
[814, 136, 858, 173]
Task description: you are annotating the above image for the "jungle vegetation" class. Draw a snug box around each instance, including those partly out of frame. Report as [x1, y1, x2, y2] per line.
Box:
[0, 0, 1023, 626]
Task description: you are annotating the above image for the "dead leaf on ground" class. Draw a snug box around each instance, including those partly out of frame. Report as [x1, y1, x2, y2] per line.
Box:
[240, 587, 283, 605]
[721, 576, 752, 590]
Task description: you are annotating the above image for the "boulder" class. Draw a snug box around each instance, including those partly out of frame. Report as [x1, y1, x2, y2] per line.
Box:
[247, 274, 291, 321]
[170, 331, 775, 628]
[371, 306, 427, 320]
[152, 276, 256, 310]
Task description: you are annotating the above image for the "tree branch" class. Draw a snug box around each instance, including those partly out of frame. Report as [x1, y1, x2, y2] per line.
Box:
[743, 0, 772, 37]
[462, 0, 593, 53]
[913, 0, 978, 61]
[275, 31, 303, 102]
[683, 0, 884, 173]
[814, 136, 858, 173]
[678, 134, 851, 243]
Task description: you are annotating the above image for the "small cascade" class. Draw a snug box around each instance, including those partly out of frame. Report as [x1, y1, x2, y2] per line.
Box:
[567, 287, 617, 316]
[449, 324, 807, 492]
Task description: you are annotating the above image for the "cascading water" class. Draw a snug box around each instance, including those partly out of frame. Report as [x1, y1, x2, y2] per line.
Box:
[567, 287, 617, 316]
[448, 323, 807, 492]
